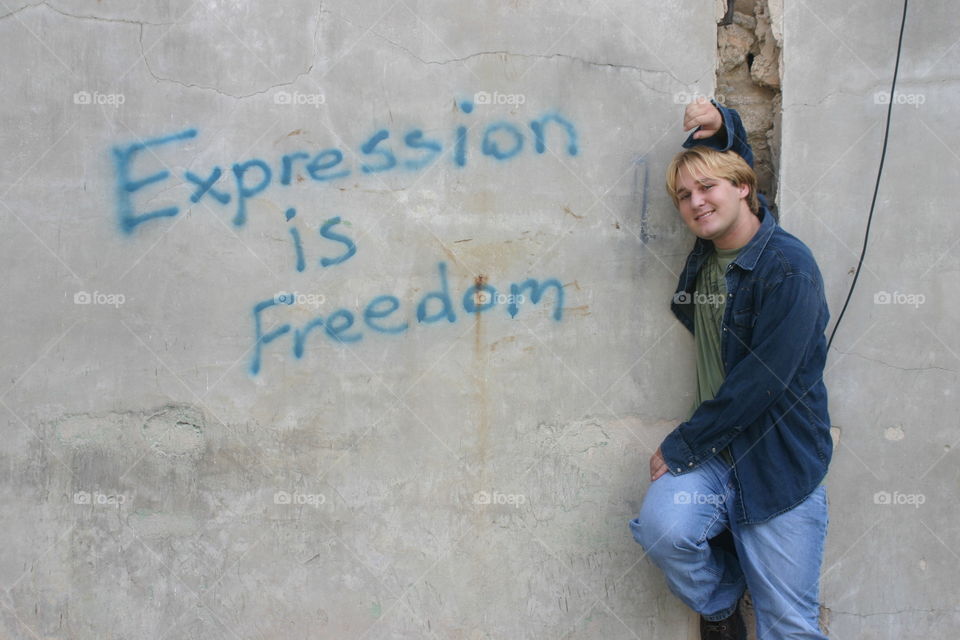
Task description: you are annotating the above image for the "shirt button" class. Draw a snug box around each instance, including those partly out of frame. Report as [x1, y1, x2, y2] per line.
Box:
[722, 327, 727, 332]
[675, 467, 681, 473]
[712, 447, 717, 453]
[688, 462, 694, 467]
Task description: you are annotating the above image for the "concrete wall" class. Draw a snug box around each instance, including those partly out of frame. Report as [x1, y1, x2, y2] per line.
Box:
[0, 0, 955, 638]
[781, 1, 960, 638]
[0, 1, 719, 637]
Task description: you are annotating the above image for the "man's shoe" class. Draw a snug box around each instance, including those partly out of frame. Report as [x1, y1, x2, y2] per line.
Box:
[699, 606, 746, 640]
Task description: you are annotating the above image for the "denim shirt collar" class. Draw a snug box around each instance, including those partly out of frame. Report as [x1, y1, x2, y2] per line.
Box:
[689, 205, 778, 272]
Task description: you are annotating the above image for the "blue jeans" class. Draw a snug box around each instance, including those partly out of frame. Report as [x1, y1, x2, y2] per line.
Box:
[629, 455, 829, 639]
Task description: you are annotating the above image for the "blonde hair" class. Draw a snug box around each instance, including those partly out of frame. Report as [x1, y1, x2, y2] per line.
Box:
[665, 146, 759, 215]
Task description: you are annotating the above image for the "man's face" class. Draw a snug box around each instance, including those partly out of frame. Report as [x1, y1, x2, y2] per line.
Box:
[674, 166, 751, 246]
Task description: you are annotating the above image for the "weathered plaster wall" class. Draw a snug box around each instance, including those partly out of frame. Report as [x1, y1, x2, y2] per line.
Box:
[1, 0, 955, 638]
[781, 1, 959, 638]
[0, 1, 722, 638]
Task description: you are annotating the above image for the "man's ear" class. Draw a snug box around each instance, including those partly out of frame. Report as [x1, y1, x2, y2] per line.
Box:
[737, 183, 750, 200]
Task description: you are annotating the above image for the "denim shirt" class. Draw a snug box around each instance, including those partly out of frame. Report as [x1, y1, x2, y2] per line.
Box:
[659, 104, 833, 525]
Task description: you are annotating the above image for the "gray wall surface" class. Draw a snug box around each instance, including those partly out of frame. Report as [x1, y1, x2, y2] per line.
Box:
[781, 1, 960, 638]
[0, 0, 955, 638]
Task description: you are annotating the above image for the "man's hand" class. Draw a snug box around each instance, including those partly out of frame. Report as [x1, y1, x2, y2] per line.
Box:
[650, 447, 669, 482]
[683, 98, 723, 140]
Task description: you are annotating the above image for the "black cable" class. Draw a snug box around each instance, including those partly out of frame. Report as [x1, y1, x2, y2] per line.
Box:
[827, 0, 909, 351]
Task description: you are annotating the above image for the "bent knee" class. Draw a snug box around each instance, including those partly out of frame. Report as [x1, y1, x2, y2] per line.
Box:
[630, 511, 708, 562]
[629, 514, 678, 556]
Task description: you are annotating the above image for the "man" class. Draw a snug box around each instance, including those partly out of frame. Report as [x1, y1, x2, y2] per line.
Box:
[629, 99, 833, 640]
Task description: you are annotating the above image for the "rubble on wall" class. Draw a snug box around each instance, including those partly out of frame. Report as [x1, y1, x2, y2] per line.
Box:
[716, 0, 782, 209]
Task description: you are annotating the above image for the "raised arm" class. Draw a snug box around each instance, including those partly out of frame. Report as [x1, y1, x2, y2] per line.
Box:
[681, 97, 756, 169]
[681, 97, 770, 216]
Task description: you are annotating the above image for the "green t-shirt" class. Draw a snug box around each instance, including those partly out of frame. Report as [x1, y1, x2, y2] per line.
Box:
[691, 247, 740, 465]
[693, 246, 740, 409]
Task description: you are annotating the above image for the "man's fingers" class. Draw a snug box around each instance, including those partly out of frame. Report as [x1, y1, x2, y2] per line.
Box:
[684, 98, 721, 139]
[683, 108, 709, 131]
[685, 100, 711, 116]
[650, 453, 664, 480]
[649, 446, 668, 481]
[649, 452, 667, 481]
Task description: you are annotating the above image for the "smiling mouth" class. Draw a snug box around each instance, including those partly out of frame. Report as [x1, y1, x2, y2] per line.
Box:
[694, 210, 715, 221]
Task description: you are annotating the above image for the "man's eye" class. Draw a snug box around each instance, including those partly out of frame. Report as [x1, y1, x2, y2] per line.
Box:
[678, 193, 690, 200]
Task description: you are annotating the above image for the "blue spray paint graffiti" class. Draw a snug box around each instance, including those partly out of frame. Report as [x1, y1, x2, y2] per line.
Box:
[634, 155, 654, 243]
[112, 129, 198, 234]
[110, 98, 578, 377]
[250, 261, 565, 375]
[111, 101, 579, 236]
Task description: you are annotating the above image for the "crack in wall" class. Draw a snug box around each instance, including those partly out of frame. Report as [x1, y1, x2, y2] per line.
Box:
[364, 29, 686, 96]
[39, 2, 176, 26]
[135, 23, 308, 99]
[0, 1, 42, 21]
[417, 48, 682, 78]
[5, 1, 325, 99]
[326, 8, 688, 88]
[136, 5, 324, 99]
[830, 348, 958, 374]
[0, 1, 174, 25]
